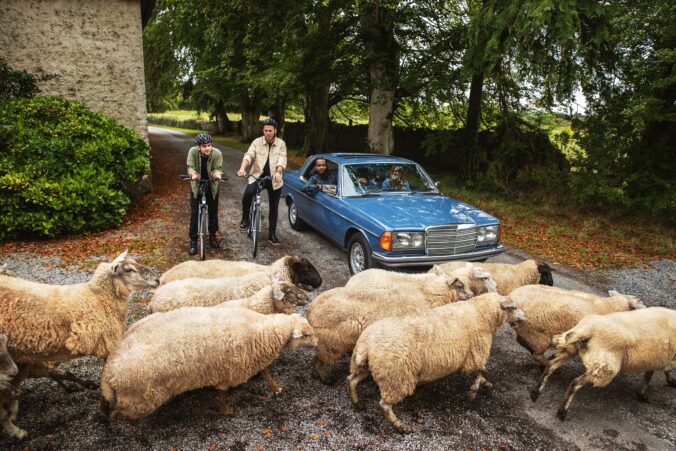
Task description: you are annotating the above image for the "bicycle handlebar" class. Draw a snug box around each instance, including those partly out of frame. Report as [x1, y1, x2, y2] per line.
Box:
[180, 175, 228, 182]
[241, 173, 273, 182]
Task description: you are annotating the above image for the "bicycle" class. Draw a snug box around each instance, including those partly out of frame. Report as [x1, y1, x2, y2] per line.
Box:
[181, 175, 226, 260]
[241, 173, 273, 258]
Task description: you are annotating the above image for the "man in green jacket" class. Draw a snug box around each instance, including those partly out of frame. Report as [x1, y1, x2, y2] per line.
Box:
[187, 133, 223, 255]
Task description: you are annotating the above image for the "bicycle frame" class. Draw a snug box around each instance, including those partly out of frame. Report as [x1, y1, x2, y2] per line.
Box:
[245, 174, 273, 258]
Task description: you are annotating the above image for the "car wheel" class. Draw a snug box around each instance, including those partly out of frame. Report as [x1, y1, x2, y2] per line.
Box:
[288, 198, 306, 231]
[347, 234, 376, 275]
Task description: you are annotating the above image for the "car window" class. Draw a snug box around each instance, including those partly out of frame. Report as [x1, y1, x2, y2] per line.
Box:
[302, 158, 339, 196]
[342, 163, 436, 195]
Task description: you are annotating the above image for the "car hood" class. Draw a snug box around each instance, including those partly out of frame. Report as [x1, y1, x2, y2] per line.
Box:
[346, 194, 498, 230]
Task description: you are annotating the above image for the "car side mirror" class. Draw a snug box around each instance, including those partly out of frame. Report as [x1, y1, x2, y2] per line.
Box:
[435, 181, 440, 188]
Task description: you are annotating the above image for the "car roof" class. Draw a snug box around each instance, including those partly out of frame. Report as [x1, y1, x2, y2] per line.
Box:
[312, 153, 416, 165]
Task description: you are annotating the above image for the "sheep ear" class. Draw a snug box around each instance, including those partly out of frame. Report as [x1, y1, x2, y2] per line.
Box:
[499, 298, 515, 310]
[110, 249, 129, 273]
[432, 264, 443, 275]
[273, 285, 285, 300]
[608, 290, 620, 296]
[292, 328, 303, 339]
[272, 274, 281, 284]
[447, 277, 464, 289]
[464, 262, 474, 269]
[472, 267, 491, 279]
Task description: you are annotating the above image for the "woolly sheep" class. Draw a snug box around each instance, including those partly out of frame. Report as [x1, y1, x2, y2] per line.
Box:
[347, 266, 497, 297]
[217, 277, 310, 314]
[431, 259, 554, 295]
[346, 293, 525, 433]
[0, 251, 159, 438]
[159, 255, 322, 290]
[308, 274, 474, 384]
[541, 307, 676, 421]
[0, 334, 21, 439]
[509, 285, 645, 374]
[100, 307, 318, 420]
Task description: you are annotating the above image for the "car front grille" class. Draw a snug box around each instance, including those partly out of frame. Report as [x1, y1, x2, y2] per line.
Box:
[425, 224, 477, 255]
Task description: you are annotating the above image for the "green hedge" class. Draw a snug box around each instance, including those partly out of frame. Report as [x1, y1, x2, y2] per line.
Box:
[0, 96, 150, 240]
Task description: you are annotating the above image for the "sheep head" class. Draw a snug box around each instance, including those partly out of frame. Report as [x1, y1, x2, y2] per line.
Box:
[286, 315, 318, 349]
[0, 334, 18, 396]
[444, 277, 474, 300]
[271, 278, 310, 314]
[608, 290, 646, 310]
[536, 261, 554, 286]
[500, 297, 526, 326]
[110, 250, 160, 291]
[287, 256, 322, 290]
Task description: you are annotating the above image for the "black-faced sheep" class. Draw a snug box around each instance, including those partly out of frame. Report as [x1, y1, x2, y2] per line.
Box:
[431, 259, 554, 295]
[308, 274, 474, 384]
[159, 255, 322, 290]
[100, 308, 317, 420]
[538, 307, 676, 421]
[346, 293, 525, 433]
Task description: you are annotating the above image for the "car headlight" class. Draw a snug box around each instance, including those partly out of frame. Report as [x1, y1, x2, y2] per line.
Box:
[476, 225, 500, 245]
[390, 232, 425, 250]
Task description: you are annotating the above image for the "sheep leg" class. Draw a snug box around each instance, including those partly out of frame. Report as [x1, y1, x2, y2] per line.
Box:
[346, 367, 370, 411]
[531, 349, 574, 402]
[0, 402, 27, 440]
[637, 371, 654, 402]
[467, 371, 492, 401]
[665, 371, 676, 387]
[48, 368, 99, 390]
[379, 399, 412, 434]
[312, 356, 335, 385]
[557, 372, 593, 421]
[215, 387, 235, 416]
[261, 368, 283, 394]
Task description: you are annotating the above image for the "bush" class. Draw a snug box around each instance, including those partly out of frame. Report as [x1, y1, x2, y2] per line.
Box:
[0, 96, 150, 240]
[0, 59, 40, 99]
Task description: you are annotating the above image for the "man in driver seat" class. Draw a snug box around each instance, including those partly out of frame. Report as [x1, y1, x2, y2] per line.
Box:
[302, 158, 337, 195]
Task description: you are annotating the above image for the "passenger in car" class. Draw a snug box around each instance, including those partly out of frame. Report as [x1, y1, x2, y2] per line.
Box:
[302, 158, 337, 195]
[381, 165, 410, 191]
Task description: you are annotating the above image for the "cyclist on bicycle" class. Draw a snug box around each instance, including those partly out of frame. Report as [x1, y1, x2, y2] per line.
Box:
[236, 118, 287, 245]
[187, 133, 224, 255]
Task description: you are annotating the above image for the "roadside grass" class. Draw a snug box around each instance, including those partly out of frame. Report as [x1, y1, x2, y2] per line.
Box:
[148, 124, 674, 269]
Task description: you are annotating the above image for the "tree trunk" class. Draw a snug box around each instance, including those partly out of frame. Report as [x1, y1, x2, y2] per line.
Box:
[302, 84, 330, 155]
[240, 92, 261, 142]
[214, 102, 232, 134]
[360, 0, 399, 155]
[464, 72, 484, 180]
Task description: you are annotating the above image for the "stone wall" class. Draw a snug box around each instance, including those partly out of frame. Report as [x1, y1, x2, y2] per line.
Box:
[0, 0, 149, 140]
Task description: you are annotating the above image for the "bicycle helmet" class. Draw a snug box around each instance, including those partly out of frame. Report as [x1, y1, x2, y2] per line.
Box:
[195, 133, 212, 144]
[262, 118, 278, 128]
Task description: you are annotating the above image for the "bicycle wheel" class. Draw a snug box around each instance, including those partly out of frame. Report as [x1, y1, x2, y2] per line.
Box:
[199, 207, 208, 261]
[251, 205, 261, 258]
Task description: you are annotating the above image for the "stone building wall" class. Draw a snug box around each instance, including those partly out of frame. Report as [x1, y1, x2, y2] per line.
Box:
[0, 0, 149, 140]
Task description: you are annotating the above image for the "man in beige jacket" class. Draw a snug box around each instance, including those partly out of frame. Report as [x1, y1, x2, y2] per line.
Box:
[236, 118, 287, 244]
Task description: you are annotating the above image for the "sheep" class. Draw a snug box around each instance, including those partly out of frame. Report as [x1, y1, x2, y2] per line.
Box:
[149, 256, 322, 313]
[347, 265, 497, 297]
[540, 307, 676, 421]
[346, 293, 525, 433]
[100, 307, 318, 420]
[0, 334, 21, 440]
[159, 255, 322, 290]
[218, 277, 310, 314]
[308, 273, 474, 384]
[508, 285, 645, 380]
[0, 250, 159, 438]
[431, 259, 554, 295]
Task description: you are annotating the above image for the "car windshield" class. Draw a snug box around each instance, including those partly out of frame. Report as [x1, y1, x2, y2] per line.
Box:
[341, 162, 437, 196]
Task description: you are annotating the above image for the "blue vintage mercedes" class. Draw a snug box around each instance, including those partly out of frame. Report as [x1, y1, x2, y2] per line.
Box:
[282, 153, 505, 274]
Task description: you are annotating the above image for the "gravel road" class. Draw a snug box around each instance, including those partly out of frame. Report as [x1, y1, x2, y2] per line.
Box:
[0, 127, 673, 450]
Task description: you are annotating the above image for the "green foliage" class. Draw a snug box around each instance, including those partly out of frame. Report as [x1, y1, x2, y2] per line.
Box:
[0, 97, 150, 240]
[0, 59, 40, 99]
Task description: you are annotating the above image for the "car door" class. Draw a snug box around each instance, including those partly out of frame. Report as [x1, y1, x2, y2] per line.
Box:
[306, 160, 352, 244]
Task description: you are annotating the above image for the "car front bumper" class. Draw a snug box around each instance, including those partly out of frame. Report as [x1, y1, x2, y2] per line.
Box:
[371, 245, 506, 267]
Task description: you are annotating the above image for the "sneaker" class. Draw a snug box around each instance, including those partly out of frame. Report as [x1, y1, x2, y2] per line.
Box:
[188, 240, 197, 255]
[239, 219, 250, 231]
[209, 235, 220, 249]
[268, 232, 281, 245]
